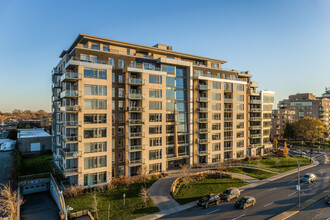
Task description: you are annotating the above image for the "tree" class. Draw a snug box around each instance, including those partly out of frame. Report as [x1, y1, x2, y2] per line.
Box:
[215, 162, 228, 178]
[179, 164, 191, 186]
[7, 129, 17, 140]
[283, 142, 289, 157]
[90, 191, 99, 220]
[0, 183, 22, 220]
[283, 121, 295, 140]
[294, 117, 327, 160]
[137, 164, 149, 187]
[273, 139, 278, 152]
[139, 187, 149, 207]
[275, 157, 281, 169]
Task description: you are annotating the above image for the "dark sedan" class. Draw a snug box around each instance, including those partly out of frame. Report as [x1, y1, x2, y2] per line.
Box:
[197, 194, 221, 208]
[235, 196, 256, 209]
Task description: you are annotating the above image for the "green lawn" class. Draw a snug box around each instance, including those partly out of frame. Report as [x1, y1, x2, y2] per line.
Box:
[228, 167, 276, 180]
[242, 156, 312, 173]
[172, 175, 247, 205]
[279, 140, 330, 150]
[65, 178, 160, 220]
[20, 153, 53, 175]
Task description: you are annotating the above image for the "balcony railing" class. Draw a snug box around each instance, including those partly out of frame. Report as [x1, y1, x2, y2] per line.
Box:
[250, 108, 261, 112]
[250, 134, 262, 138]
[60, 105, 81, 112]
[224, 127, 233, 131]
[63, 121, 81, 127]
[128, 63, 161, 71]
[126, 93, 145, 99]
[196, 97, 210, 102]
[196, 138, 209, 143]
[250, 125, 262, 129]
[127, 132, 144, 138]
[126, 145, 144, 152]
[224, 136, 233, 140]
[60, 90, 81, 98]
[126, 106, 144, 112]
[127, 119, 144, 125]
[60, 149, 81, 158]
[197, 150, 208, 155]
[197, 85, 210, 90]
[60, 72, 81, 81]
[62, 136, 81, 143]
[224, 108, 233, 112]
[126, 78, 145, 85]
[224, 117, 233, 122]
[224, 147, 233, 151]
[197, 118, 209, 123]
[197, 107, 209, 112]
[250, 117, 262, 121]
[224, 99, 233, 103]
[128, 159, 143, 166]
[250, 100, 261, 104]
[64, 167, 82, 176]
[198, 128, 208, 133]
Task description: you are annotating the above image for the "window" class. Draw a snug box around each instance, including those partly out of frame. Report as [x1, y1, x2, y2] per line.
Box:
[212, 82, 221, 89]
[212, 113, 221, 120]
[212, 133, 221, 140]
[237, 140, 244, 148]
[118, 88, 124, 98]
[149, 149, 162, 160]
[212, 93, 221, 101]
[149, 125, 162, 134]
[212, 103, 221, 111]
[176, 90, 186, 101]
[224, 83, 233, 91]
[211, 63, 219, 69]
[112, 101, 115, 110]
[237, 103, 244, 111]
[112, 73, 115, 82]
[162, 65, 175, 74]
[212, 154, 221, 163]
[84, 99, 107, 110]
[91, 43, 100, 50]
[143, 62, 155, 70]
[81, 54, 98, 63]
[84, 114, 107, 124]
[212, 123, 221, 131]
[166, 102, 175, 111]
[149, 89, 162, 98]
[84, 156, 107, 169]
[84, 85, 107, 96]
[149, 75, 162, 84]
[166, 125, 175, 133]
[84, 128, 107, 138]
[84, 142, 107, 153]
[118, 59, 124, 68]
[237, 95, 244, 102]
[112, 88, 115, 97]
[109, 58, 115, 67]
[237, 113, 244, 120]
[118, 75, 123, 83]
[237, 131, 244, 138]
[176, 78, 186, 89]
[118, 101, 124, 110]
[149, 101, 162, 110]
[212, 143, 221, 151]
[166, 90, 175, 100]
[166, 77, 175, 87]
[237, 122, 244, 129]
[166, 136, 174, 145]
[103, 45, 109, 51]
[84, 171, 106, 186]
[84, 68, 107, 79]
[237, 84, 244, 91]
[149, 113, 162, 122]
[150, 137, 162, 146]
[237, 150, 244, 158]
[149, 163, 162, 173]
[176, 102, 186, 112]
[176, 68, 186, 77]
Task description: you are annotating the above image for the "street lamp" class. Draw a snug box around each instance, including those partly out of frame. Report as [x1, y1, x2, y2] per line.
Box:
[289, 153, 303, 208]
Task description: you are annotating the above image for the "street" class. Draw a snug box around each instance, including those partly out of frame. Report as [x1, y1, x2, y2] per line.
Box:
[161, 153, 330, 220]
[0, 151, 14, 185]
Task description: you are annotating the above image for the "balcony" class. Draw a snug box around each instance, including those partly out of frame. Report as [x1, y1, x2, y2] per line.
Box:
[198, 128, 208, 133]
[196, 138, 209, 144]
[60, 105, 81, 112]
[250, 134, 262, 138]
[250, 125, 262, 130]
[127, 159, 144, 166]
[52, 82, 61, 88]
[60, 72, 81, 82]
[65, 57, 111, 69]
[197, 150, 208, 156]
[224, 99, 233, 103]
[64, 167, 82, 176]
[126, 78, 145, 85]
[126, 93, 145, 100]
[126, 106, 144, 112]
[62, 136, 81, 143]
[52, 68, 62, 75]
[126, 145, 144, 152]
[249, 117, 262, 121]
[60, 90, 81, 98]
[60, 149, 82, 158]
[224, 117, 233, 122]
[197, 85, 210, 90]
[224, 147, 233, 151]
[197, 118, 209, 123]
[250, 100, 261, 104]
[196, 97, 210, 102]
[126, 64, 167, 75]
[250, 108, 261, 112]
[197, 107, 209, 112]
[224, 127, 233, 131]
[127, 132, 144, 138]
[127, 119, 144, 125]
[62, 121, 81, 127]
[224, 108, 233, 112]
[224, 136, 233, 140]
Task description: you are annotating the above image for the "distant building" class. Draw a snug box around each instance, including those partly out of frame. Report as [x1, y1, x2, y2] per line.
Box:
[0, 126, 17, 139]
[271, 92, 330, 140]
[17, 128, 51, 154]
[40, 117, 52, 128]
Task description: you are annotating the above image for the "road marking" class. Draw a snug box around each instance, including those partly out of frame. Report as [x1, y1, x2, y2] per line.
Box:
[264, 202, 274, 207]
[288, 192, 297, 196]
[269, 188, 277, 191]
[232, 214, 246, 220]
[206, 209, 219, 215]
[289, 180, 295, 183]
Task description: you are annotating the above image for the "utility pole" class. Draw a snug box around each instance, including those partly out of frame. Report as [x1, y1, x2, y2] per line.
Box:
[290, 154, 303, 208]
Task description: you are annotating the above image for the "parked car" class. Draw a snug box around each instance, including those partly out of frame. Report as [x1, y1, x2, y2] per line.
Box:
[325, 195, 330, 204]
[235, 196, 256, 209]
[301, 173, 316, 184]
[197, 194, 221, 208]
[219, 187, 240, 202]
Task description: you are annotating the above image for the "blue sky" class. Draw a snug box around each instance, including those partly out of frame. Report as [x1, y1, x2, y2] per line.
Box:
[0, 0, 329, 112]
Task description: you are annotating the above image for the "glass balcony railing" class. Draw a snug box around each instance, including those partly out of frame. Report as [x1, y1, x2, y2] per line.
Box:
[60, 90, 81, 98]
[60, 105, 81, 112]
[198, 128, 208, 133]
[60, 72, 81, 81]
[62, 121, 81, 127]
[126, 78, 145, 85]
[127, 132, 144, 138]
[126, 106, 144, 112]
[127, 119, 144, 125]
[197, 97, 210, 102]
[197, 85, 210, 90]
[197, 107, 209, 112]
[126, 93, 144, 99]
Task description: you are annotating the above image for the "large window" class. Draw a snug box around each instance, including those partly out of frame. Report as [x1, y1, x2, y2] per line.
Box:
[212, 123, 221, 131]
[84, 114, 107, 124]
[84, 68, 107, 79]
[166, 90, 175, 100]
[84, 171, 106, 186]
[149, 163, 162, 173]
[149, 101, 162, 110]
[84, 142, 107, 153]
[149, 113, 162, 122]
[149, 149, 162, 160]
[237, 84, 244, 91]
[84, 128, 107, 138]
[237, 95, 244, 102]
[176, 78, 186, 89]
[176, 90, 186, 101]
[150, 137, 162, 146]
[237, 103, 244, 111]
[212, 82, 221, 89]
[84, 99, 107, 110]
[91, 43, 100, 50]
[162, 65, 175, 74]
[149, 89, 162, 98]
[149, 125, 162, 134]
[212, 93, 221, 101]
[118, 59, 124, 68]
[84, 85, 107, 96]
[176, 68, 186, 77]
[166, 77, 175, 87]
[212, 103, 221, 111]
[84, 156, 107, 169]
[81, 54, 98, 63]
[149, 75, 162, 84]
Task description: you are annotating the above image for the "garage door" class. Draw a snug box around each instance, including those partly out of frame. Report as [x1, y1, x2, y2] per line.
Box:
[22, 183, 48, 195]
[31, 142, 41, 151]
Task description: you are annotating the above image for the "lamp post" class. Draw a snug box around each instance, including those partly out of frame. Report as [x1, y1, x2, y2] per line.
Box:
[289, 153, 303, 208]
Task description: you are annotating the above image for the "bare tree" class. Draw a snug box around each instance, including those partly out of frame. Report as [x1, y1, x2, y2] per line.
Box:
[179, 164, 191, 186]
[90, 191, 99, 220]
[0, 183, 22, 220]
[215, 162, 228, 178]
[256, 159, 262, 174]
[139, 187, 149, 207]
[137, 164, 149, 187]
[275, 157, 281, 169]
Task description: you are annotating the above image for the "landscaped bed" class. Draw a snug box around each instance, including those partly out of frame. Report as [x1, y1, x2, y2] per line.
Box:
[172, 174, 247, 205]
[18, 152, 53, 176]
[242, 156, 312, 173]
[65, 178, 160, 220]
[228, 167, 276, 180]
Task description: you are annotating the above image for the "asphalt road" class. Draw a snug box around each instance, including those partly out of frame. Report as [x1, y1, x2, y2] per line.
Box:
[162, 153, 330, 220]
[288, 197, 330, 220]
[0, 151, 13, 185]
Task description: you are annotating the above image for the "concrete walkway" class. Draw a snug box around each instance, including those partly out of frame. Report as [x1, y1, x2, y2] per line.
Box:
[136, 158, 319, 220]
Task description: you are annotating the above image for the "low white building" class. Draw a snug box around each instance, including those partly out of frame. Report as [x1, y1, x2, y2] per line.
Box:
[17, 128, 51, 154]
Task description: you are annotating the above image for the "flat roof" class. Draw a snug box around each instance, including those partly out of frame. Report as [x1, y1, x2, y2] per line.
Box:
[17, 128, 51, 138]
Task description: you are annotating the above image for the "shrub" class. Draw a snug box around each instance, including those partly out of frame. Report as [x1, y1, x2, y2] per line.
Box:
[63, 185, 84, 198]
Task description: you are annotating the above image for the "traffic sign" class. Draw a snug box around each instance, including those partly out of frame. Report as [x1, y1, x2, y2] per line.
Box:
[296, 185, 301, 191]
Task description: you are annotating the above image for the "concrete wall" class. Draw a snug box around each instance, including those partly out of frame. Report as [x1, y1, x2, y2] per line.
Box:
[17, 136, 52, 154]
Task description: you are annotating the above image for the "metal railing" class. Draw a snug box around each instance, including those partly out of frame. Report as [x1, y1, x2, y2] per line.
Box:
[197, 85, 210, 90]
[128, 63, 161, 71]
[197, 118, 209, 123]
[197, 107, 209, 112]
[127, 119, 144, 125]
[224, 99, 233, 103]
[62, 121, 81, 127]
[126, 93, 145, 99]
[60, 105, 81, 112]
[126, 78, 145, 85]
[197, 97, 210, 102]
[198, 128, 208, 133]
[127, 132, 144, 138]
[126, 106, 144, 112]
[60, 90, 81, 98]
[224, 108, 233, 112]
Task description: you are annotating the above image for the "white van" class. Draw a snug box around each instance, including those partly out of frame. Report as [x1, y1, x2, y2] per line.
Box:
[0, 141, 15, 152]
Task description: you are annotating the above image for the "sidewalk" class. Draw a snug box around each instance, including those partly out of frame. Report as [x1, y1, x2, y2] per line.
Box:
[136, 158, 319, 220]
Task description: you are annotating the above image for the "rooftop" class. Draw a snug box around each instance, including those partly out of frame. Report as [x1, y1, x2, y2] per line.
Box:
[17, 128, 51, 138]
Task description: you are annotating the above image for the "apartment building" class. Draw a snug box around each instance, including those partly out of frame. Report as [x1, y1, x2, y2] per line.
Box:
[271, 92, 330, 140]
[52, 34, 274, 186]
